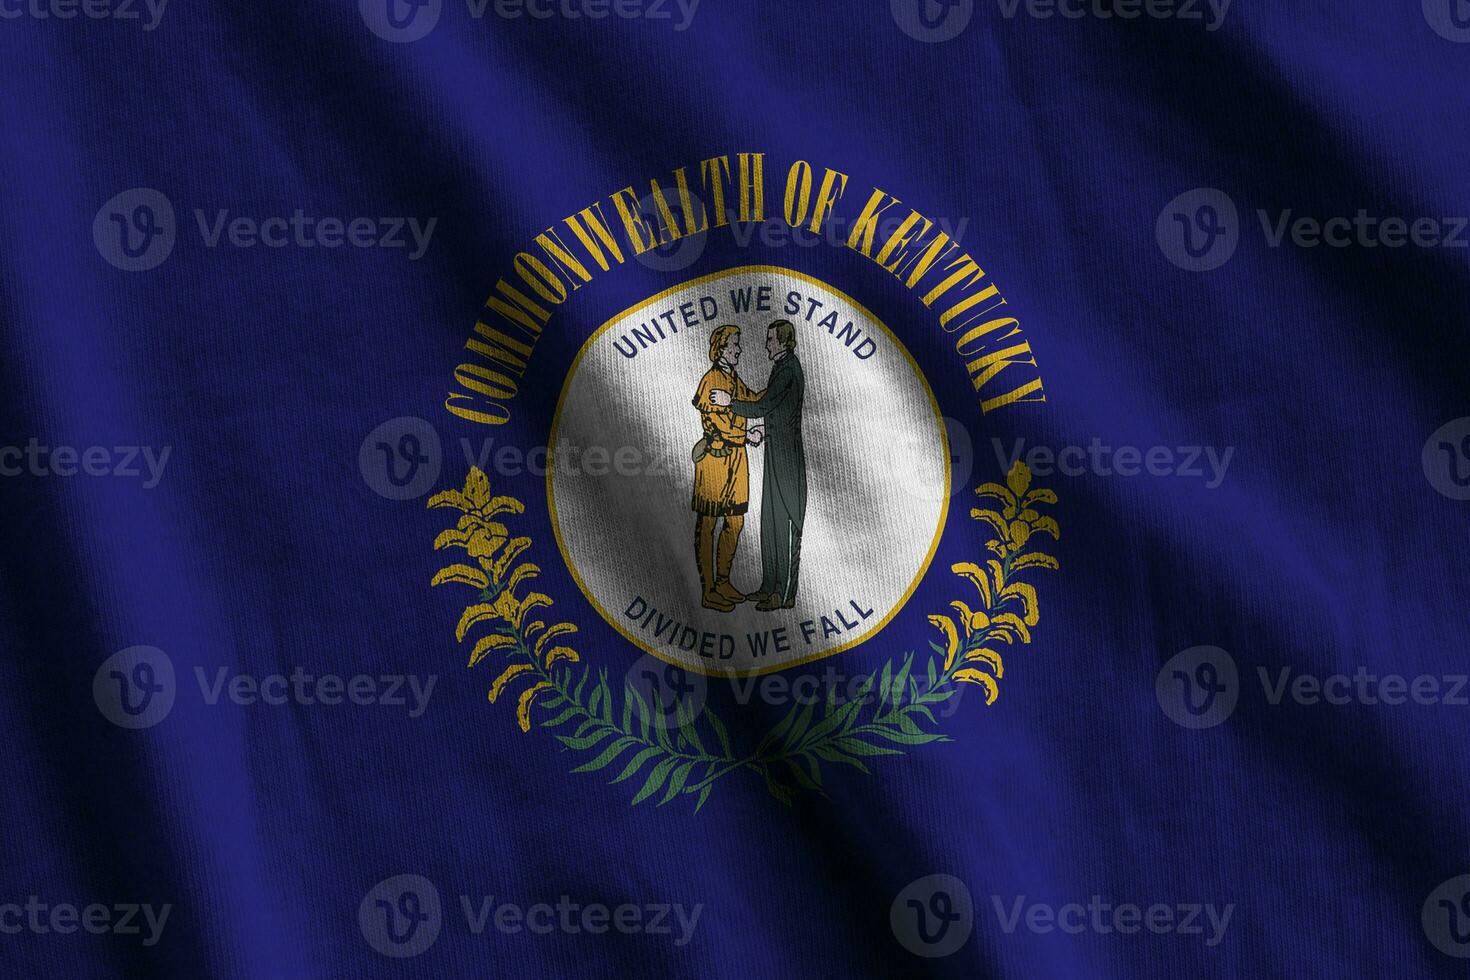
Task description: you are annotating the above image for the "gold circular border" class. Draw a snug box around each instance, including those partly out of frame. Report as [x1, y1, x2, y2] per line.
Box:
[547, 265, 951, 678]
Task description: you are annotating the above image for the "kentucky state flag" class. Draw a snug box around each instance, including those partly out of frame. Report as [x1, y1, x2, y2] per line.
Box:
[2, 0, 1469, 976]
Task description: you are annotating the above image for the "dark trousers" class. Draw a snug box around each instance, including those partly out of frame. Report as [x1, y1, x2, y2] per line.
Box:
[758, 481, 803, 603]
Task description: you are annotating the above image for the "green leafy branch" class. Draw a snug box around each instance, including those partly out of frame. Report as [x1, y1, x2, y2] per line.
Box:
[429, 461, 1058, 812]
[429, 467, 740, 812]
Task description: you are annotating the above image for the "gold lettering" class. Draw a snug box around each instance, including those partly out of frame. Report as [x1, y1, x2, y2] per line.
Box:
[981, 378, 1047, 414]
[672, 166, 709, 236]
[809, 168, 848, 234]
[735, 152, 765, 223]
[645, 180, 683, 246]
[846, 189, 905, 257]
[783, 160, 814, 228]
[484, 279, 550, 336]
[444, 390, 510, 426]
[699, 155, 732, 228]
[513, 252, 567, 304]
[920, 254, 985, 309]
[563, 203, 626, 272]
[610, 187, 657, 255]
[533, 227, 592, 291]
[875, 210, 931, 272]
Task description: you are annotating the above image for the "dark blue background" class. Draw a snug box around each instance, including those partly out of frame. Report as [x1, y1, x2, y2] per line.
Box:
[2, 0, 1468, 975]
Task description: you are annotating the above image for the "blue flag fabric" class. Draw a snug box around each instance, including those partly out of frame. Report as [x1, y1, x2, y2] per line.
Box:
[3, 1, 1470, 976]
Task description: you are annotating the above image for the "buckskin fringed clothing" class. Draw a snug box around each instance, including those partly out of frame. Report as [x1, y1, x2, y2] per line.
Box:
[691, 363, 755, 517]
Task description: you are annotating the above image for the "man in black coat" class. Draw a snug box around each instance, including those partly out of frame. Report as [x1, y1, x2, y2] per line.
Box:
[710, 319, 806, 610]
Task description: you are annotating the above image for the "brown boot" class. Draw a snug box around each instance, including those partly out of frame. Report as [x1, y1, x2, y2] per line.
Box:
[714, 518, 746, 604]
[696, 518, 735, 612]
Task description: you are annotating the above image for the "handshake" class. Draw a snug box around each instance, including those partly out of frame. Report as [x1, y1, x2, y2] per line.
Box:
[711, 389, 763, 446]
